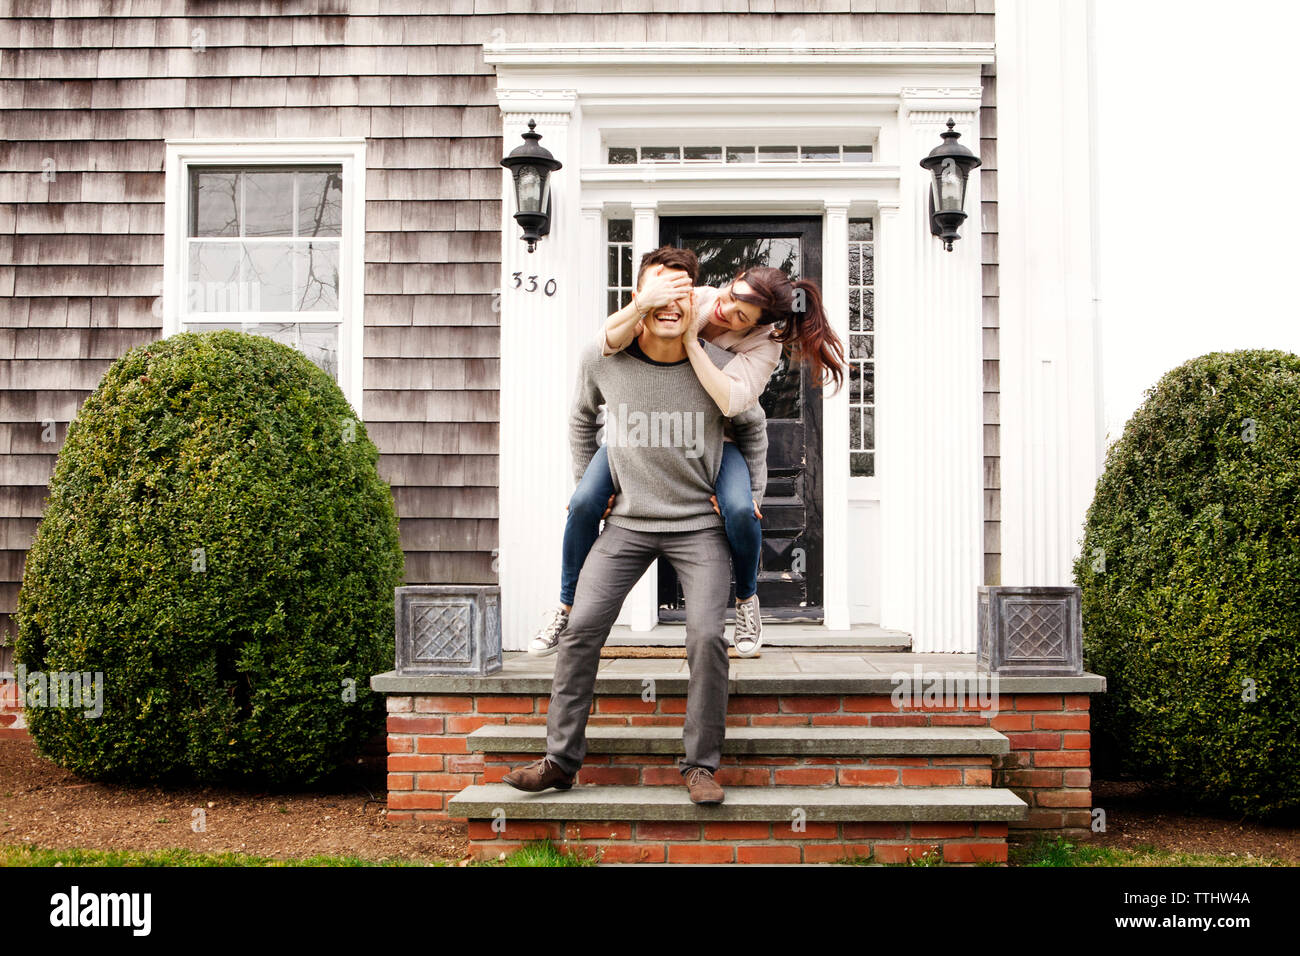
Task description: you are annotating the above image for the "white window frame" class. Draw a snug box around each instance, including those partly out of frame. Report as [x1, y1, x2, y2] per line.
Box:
[162, 138, 367, 419]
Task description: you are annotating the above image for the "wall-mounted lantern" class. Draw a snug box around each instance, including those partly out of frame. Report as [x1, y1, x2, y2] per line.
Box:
[919, 118, 982, 252]
[500, 118, 562, 253]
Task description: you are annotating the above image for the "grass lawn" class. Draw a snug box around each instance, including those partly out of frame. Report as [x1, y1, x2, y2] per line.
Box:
[1010, 835, 1288, 867]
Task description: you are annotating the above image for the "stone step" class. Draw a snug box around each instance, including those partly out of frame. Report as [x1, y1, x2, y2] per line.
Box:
[449, 784, 1028, 823]
[468, 724, 1010, 756]
[606, 623, 911, 651]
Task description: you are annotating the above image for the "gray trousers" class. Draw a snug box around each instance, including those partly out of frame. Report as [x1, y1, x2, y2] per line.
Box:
[546, 522, 732, 776]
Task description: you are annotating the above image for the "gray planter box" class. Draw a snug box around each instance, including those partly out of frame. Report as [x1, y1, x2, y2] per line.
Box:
[395, 585, 502, 676]
[978, 586, 1083, 676]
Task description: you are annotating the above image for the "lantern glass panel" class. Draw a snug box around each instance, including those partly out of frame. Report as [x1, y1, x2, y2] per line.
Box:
[938, 159, 965, 212]
[515, 164, 543, 212]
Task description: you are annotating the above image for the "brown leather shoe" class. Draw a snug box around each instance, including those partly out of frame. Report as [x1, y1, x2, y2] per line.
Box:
[502, 756, 576, 793]
[683, 766, 725, 805]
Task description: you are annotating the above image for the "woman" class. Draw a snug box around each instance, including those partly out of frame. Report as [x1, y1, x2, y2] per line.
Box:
[530, 246, 846, 657]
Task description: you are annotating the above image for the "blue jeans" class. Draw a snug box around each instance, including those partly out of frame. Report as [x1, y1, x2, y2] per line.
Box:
[560, 442, 762, 606]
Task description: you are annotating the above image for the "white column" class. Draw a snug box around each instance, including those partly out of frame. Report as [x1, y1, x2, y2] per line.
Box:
[885, 93, 986, 653]
[497, 94, 578, 650]
[821, 201, 851, 630]
[614, 202, 661, 631]
[876, 200, 915, 640]
[995, 0, 1102, 587]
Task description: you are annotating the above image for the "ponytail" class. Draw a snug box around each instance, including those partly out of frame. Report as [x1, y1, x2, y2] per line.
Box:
[731, 267, 847, 395]
[772, 279, 846, 395]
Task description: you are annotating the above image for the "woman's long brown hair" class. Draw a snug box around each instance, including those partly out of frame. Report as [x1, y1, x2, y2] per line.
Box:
[730, 266, 847, 394]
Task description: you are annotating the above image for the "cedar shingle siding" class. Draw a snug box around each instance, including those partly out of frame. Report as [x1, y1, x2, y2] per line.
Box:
[0, 0, 998, 660]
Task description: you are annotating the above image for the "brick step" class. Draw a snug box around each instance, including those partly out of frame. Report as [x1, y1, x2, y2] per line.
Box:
[471, 725, 1006, 788]
[450, 784, 1027, 864]
[468, 724, 1010, 756]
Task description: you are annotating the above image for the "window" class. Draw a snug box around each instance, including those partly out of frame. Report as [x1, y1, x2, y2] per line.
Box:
[606, 219, 634, 316]
[607, 143, 874, 165]
[163, 141, 366, 416]
[848, 218, 875, 477]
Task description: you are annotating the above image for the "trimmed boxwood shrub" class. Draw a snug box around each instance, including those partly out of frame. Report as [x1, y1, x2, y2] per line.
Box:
[15, 331, 404, 785]
[1073, 349, 1300, 818]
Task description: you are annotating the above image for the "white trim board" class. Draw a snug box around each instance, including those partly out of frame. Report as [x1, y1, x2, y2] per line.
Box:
[493, 48, 988, 651]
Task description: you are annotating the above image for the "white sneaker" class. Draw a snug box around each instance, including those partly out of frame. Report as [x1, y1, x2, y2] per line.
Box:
[528, 606, 570, 657]
[733, 593, 762, 657]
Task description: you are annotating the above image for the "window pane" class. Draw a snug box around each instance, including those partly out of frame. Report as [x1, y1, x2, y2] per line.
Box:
[192, 170, 240, 237]
[640, 146, 680, 162]
[726, 147, 755, 163]
[848, 218, 873, 242]
[298, 242, 340, 311]
[243, 241, 298, 310]
[608, 291, 620, 315]
[849, 245, 861, 285]
[683, 146, 722, 162]
[851, 452, 874, 477]
[297, 169, 343, 237]
[188, 241, 246, 311]
[849, 406, 861, 449]
[620, 245, 632, 287]
[188, 322, 339, 381]
[862, 363, 874, 403]
[843, 145, 873, 163]
[863, 407, 875, 447]
[801, 146, 839, 162]
[849, 335, 873, 360]
[607, 219, 632, 242]
[757, 145, 797, 162]
[242, 171, 296, 237]
[608, 147, 637, 165]
[849, 288, 861, 332]
[862, 290, 874, 330]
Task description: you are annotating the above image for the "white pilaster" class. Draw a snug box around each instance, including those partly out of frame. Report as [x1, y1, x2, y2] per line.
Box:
[822, 201, 852, 630]
[883, 95, 986, 653]
[497, 93, 579, 650]
[995, 0, 1102, 587]
[876, 200, 914, 640]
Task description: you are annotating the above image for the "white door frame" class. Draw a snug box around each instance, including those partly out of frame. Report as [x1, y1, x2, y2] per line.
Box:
[488, 43, 991, 652]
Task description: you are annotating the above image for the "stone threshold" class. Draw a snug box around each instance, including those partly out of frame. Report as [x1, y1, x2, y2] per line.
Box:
[372, 651, 1107, 695]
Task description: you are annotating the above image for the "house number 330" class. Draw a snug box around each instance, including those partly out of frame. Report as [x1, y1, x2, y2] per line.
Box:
[512, 273, 557, 296]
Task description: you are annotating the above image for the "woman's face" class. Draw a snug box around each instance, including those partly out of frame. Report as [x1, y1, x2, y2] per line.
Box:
[709, 279, 764, 332]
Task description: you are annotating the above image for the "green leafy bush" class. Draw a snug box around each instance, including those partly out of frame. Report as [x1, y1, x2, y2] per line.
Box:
[1074, 349, 1300, 818]
[15, 331, 404, 784]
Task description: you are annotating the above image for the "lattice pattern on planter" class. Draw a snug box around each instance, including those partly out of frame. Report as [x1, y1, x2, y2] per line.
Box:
[1004, 601, 1065, 661]
[411, 603, 472, 664]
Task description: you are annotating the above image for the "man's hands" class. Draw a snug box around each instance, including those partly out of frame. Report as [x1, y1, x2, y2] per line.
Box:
[636, 265, 693, 312]
[710, 495, 763, 519]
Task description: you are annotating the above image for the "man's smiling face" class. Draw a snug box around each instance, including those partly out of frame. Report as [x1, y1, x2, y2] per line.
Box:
[640, 267, 693, 340]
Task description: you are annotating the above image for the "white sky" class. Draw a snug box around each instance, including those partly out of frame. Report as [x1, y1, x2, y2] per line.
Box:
[1094, 0, 1300, 445]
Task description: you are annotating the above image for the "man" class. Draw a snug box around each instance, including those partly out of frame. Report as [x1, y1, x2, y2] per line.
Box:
[503, 246, 768, 805]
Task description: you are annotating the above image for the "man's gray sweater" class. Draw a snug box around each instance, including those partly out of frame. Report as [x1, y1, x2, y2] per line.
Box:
[570, 337, 768, 533]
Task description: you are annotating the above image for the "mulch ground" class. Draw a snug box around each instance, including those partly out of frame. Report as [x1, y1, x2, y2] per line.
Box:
[1074, 778, 1300, 864]
[2, 736, 1297, 865]
[0, 735, 468, 864]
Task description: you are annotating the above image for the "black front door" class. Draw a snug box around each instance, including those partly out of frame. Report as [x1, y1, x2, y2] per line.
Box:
[657, 216, 824, 621]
